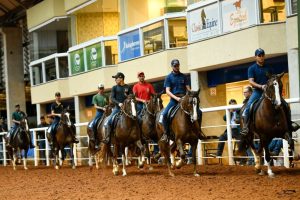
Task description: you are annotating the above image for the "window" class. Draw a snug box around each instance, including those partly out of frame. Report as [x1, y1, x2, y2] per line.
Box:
[290, 0, 297, 15]
[260, 0, 286, 23]
[104, 40, 118, 65]
[58, 57, 69, 78]
[143, 21, 165, 55]
[168, 17, 187, 48]
[32, 64, 43, 85]
[45, 59, 56, 82]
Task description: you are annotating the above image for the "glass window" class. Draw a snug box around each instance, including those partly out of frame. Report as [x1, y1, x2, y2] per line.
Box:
[290, 0, 297, 15]
[45, 59, 56, 82]
[104, 40, 118, 65]
[261, 0, 286, 23]
[168, 17, 187, 48]
[143, 21, 165, 55]
[32, 64, 43, 85]
[187, 0, 207, 6]
[58, 57, 69, 78]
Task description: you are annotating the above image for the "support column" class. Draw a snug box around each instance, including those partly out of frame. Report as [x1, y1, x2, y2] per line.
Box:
[36, 103, 41, 125]
[0, 27, 25, 128]
[190, 70, 200, 91]
[119, 0, 128, 30]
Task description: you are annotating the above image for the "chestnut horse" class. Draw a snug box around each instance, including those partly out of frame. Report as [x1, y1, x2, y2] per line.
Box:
[239, 72, 294, 177]
[87, 105, 112, 169]
[52, 109, 76, 169]
[156, 90, 202, 176]
[139, 93, 163, 170]
[7, 116, 31, 170]
[111, 94, 145, 176]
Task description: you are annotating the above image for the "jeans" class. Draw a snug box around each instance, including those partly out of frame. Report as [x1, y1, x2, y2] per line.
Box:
[136, 102, 144, 116]
[216, 128, 240, 156]
[105, 106, 120, 127]
[268, 139, 283, 155]
[242, 89, 263, 117]
[89, 110, 104, 129]
[48, 117, 60, 135]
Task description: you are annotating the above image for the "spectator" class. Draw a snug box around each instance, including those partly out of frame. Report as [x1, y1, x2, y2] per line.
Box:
[37, 116, 49, 164]
[211, 99, 240, 158]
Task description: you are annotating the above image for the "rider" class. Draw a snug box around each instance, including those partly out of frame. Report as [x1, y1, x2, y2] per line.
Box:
[133, 71, 156, 115]
[240, 48, 300, 140]
[7, 104, 35, 148]
[47, 92, 79, 146]
[103, 72, 132, 144]
[158, 59, 203, 143]
[88, 83, 108, 149]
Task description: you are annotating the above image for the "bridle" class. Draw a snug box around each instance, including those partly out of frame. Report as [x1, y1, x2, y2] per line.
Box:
[121, 98, 136, 119]
[179, 94, 199, 122]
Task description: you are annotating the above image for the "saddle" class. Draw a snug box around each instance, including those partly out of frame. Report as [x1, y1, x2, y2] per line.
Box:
[111, 112, 122, 131]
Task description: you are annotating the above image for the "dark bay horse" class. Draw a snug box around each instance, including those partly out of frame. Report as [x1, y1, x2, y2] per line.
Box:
[156, 90, 202, 176]
[139, 93, 163, 170]
[87, 105, 112, 169]
[239, 72, 293, 177]
[7, 116, 31, 170]
[111, 94, 145, 176]
[52, 109, 76, 169]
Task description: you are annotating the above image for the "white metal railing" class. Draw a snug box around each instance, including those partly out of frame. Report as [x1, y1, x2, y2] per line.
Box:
[0, 98, 299, 168]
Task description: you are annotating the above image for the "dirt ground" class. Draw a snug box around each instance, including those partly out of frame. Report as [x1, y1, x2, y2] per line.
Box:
[1, 163, 300, 200]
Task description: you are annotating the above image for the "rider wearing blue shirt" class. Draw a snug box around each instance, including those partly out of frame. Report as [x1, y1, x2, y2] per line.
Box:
[241, 48, 299, 139]
[159, 59, 203, 143]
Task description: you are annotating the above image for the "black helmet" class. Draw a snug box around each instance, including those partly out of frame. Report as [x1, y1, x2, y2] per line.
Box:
[171, 59, 180, 67]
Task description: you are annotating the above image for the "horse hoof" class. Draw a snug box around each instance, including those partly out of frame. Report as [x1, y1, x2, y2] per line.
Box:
[171, 165, 175, 170]
[268, 172, 275, 178]
[194, 173, 200, 177]
[96, 166, 99, 170]
[24, 167, 28, 170]
[258, 170, 265, 176]
[13, 167, 16, 171]
[148, 166, 154, 171]
[72, 166, 76, 170]
[55, 166, 59, 170]
[113, 170, 119, 176]
[169, 172, 175, 177]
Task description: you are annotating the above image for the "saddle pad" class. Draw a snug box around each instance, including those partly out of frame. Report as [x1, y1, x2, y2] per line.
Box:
[167, 104, 180, 123]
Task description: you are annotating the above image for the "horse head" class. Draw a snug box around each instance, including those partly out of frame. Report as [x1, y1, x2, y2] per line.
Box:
[146, 93, 164, 115]
[265, 72, 284, 109]
[122, 94, 137, 118]
[180, 89, 200, 122]
[104, 104, 113, 116]
[60, 108, 72, 127]
[19, 115, 29, 132]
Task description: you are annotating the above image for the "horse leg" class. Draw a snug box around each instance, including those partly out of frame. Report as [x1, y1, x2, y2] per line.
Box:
[250, 147, 262, 174]
[145, 142, 153, 170]
[69, 144, 76, 169]
[112, 144, 119, 176]
[121, 146, 127, 176]
[191, 144, 199, 176]
[158, 141, 174, 177]
[175, 140, 186, 169]
[55, 148, 60, 169]
[136, 140, 145, 168]
[23, 149, 28, 170]
[12, 150, 17, 170]
[264, 147, 275, 178]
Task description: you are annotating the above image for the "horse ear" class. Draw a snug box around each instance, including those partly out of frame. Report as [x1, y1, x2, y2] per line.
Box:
[278, 72, 284, 79]
[266, 72, 272, 79]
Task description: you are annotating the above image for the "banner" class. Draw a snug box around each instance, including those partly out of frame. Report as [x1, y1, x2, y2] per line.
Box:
[188, 3, 219, 42]
[222, 0, 256, 33]
[86, 43, 102, 70]
[70, 49, 84, 75]
[119, 30, 141, 61]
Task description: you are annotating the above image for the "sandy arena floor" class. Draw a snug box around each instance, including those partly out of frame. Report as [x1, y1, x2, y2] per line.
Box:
[0, 163, 300, 200]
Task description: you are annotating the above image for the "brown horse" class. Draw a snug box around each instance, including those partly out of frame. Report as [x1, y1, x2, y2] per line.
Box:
[239, 72, 293, 177]
[7, 116, 31, 170]
[139, 93, 163, 170]
[87, 105, 112, 169]
[52, 109, 76, 169]
[156, 90, 202, 176]
[111, 94, 145, 176]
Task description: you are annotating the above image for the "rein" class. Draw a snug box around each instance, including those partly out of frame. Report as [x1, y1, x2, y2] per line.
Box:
[121, 107, 136, 119]
[145, 102, 155, 116]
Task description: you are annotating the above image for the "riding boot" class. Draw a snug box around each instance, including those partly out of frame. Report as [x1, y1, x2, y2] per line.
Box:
[240, 115, 250, 137]
[103, 125, 111, 144]
[282, 101, 300, 132]
[159, 117, 169, 143]
[27, 132, 35, 148]
[46, 132, 53, 146]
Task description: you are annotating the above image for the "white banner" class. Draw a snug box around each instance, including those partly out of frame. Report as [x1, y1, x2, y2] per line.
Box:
[188, 3, 219, 43]
[222, 0, 256, 33]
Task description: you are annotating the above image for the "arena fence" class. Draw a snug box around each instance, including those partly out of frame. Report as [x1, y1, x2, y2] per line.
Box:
[0, 98, 299, 168]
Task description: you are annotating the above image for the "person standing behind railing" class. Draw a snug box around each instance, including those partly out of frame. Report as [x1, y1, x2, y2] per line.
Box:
[0, 116, 7, 165]
[37, 116, 49, 164]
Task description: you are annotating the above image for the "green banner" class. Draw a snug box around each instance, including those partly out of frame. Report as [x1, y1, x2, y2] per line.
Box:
[70, 49, 84, 75]
[86, 43, 102, 70]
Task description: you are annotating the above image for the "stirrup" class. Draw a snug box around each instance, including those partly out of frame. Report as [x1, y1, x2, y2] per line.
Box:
[240, 127, 249, 137]
[160, 133, 168, 143]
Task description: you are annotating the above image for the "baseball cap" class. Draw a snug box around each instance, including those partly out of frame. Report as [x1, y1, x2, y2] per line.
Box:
[98, 83, 104, 88]
[255, 48, 265, 56]
[112, 72, 125, 79]
[55, 92, 61, 97]
[137, 71, 144, 77]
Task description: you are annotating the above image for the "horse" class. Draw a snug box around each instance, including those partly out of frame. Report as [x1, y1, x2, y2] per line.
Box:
[156, 90, 202, 176]
[87, 105, 112, 169]
[110, 94, 145, 176]
[52, 109, 77, 169]
[7, 116, 31, 170]
[139, 93, 163, 170]
[239, 72, 293, 177]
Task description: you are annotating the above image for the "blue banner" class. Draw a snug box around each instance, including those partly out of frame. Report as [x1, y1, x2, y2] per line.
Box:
[119, 30, 141, 61]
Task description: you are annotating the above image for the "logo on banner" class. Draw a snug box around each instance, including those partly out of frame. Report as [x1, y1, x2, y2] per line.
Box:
[120, 40, 140, 55]
[191, 8, 218, 33]
[91, 48, 97, 61]
[74, 53, 81, 72]
[230, 0, 248, 27]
